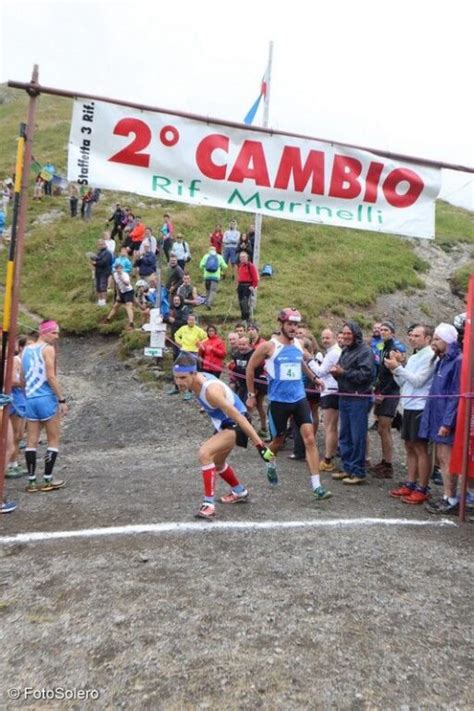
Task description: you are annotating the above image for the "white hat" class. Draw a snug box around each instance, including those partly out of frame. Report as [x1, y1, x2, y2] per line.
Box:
[434, 323, 458, 345]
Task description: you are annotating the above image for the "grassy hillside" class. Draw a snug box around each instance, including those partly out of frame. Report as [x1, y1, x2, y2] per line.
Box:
[0, 85, 473, 337]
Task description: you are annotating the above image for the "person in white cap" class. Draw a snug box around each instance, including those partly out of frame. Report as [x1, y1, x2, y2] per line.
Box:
[418, 323, 462, 514]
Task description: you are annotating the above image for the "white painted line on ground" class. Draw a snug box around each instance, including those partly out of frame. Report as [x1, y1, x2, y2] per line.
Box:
[0, 517, 457, 545]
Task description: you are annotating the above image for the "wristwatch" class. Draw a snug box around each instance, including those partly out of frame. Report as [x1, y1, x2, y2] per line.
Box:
[247, 392, 256, 398]
[58, 398, 66, 404]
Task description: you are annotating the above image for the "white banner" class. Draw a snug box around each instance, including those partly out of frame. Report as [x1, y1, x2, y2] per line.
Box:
[68, 99, 441, 239]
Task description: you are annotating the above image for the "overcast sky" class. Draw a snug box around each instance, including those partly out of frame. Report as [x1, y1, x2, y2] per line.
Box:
[1, 0, 473, 211]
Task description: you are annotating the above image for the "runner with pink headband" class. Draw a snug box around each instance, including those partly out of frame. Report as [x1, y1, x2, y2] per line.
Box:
[39, 320, 59, 335]
[21, 319, 67, 493]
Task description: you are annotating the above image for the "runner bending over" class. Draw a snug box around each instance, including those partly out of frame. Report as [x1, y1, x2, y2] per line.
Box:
[246, 308, 332, 501]
[172, 352, 274, 519]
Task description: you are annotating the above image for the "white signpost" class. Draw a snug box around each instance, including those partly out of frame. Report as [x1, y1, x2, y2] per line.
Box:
[141, 308, 167, 358]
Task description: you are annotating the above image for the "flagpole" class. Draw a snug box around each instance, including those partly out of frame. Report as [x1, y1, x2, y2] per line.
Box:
[252, 41, 273, 292]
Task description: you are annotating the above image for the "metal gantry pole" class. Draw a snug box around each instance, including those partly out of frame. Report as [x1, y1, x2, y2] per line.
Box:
[0, 65, 39, 506]
[0, 126, 26, 390]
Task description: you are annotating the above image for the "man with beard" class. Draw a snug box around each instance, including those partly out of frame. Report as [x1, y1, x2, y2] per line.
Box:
[245, 308, 331, 501]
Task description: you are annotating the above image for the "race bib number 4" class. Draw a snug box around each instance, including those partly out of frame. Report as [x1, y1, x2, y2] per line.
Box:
[280, 362, 302, 381]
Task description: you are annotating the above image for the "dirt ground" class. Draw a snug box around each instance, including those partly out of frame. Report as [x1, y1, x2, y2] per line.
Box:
[0, 337, 472, 710]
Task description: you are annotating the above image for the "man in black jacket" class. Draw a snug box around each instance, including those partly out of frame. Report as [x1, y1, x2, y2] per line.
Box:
[330, 321, 375, 484]
[106, 203, 125, 241]
[90, 238, 113, 307]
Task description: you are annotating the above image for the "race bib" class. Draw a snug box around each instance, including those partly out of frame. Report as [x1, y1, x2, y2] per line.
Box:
[280, 362, 302, 381]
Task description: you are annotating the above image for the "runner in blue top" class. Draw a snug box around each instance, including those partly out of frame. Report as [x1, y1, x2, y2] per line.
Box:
[172, 352, 273, 519]
[246, 308, 332, 501]
[21, 320, 68, 493]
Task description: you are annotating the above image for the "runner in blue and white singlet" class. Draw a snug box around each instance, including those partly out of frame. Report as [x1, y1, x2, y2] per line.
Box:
[265, 338, 306, 404]
[172, 353, 274, 519]
[245, 308, 332, 500]
[197, 373, 247, 432]
[21, 320, 67, 494]
[22, 343, 55, 397]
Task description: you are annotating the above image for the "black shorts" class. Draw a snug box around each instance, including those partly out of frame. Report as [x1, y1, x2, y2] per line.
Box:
[374, 396, 400, 419]
[95, 272, 109, 293]
[117, 289, 134, 304]
[129, 241, 142, 252]
[306, 390, 320, 404]
[220, 413, 250, 449]
[268, 398, 313, 438]
[320, 393, 339, 410]
[401, 409, 427, 442]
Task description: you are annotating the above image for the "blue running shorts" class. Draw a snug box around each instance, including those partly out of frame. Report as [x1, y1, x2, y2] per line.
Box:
[11, 387, 27, 418]
[25, 395, 59, 422]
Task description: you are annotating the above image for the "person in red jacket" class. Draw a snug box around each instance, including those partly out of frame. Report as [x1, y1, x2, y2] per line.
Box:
[209, 223, 224, 254]
[236, 251, 259, 322]
[199, 325, 227, 378]
[128, 217, 146, 256]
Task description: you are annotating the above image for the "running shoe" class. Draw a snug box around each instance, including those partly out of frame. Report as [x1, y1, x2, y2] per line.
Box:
[342, 476, 367, 485]
[26, 481, 39, 493]
[1, 500, 16, 514]
[195, 503, 216, 519]
[319, 460, 336, 472]
[19, 440, 26, 450]
[425, 498, 459, 515]
[6, 465, 27, 479]
[257, 429, 269, 439]
[182, 392, 193, 401]
[402, 489, 430, 505]
[167, 386, 179, 395]
[39, 479, 66, 492]
[313, 486, 332, 500]
[266, 461, 278, 485]
[220, 489, 249, 504]
[390, 484, 416, 498]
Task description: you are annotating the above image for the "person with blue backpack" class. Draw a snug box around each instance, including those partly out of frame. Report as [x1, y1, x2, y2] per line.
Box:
[199, 246, 227, 310]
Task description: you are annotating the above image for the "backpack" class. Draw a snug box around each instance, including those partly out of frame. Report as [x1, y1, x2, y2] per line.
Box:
[260, 263, 273, 277]
[205, 253, 219, 272]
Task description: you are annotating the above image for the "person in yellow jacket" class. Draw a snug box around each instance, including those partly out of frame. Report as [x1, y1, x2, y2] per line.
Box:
[174, 314, 207, 400]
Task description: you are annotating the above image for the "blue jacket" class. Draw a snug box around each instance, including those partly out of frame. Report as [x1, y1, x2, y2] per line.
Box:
[135, 252, 156, 277]
[419, 341, 462, 444]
